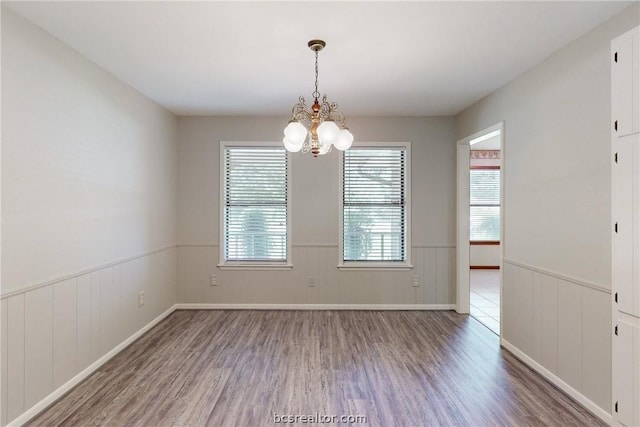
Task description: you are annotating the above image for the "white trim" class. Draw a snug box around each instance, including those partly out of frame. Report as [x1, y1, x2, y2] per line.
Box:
[456, 122, 504, 316]
[456, 141, 471, 314]
[412, 244, 455, 249]
[7, 305, 177, 427]
[0, 245, 177, 299]
[216, 263, 293, 271]
[503, 258, 610, 294]
[219, 141, 292, 267]
[338, 142, 412, 267]
[336, 264, 414, 271]
[501, 339, 613, 426]
[292, 243, 339, 248]
[175, 303, 455, 310]
[177, 243, 218, 248]
[178, 243, 454, 249]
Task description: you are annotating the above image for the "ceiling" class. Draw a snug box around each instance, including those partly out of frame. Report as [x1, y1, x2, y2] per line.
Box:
[4, 1, 633, 116]
[470, 132, 500, 150]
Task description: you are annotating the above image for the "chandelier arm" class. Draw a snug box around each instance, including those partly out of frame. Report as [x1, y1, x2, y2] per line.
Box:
[293, 110, 312, 127]
[316, 95, 332, 122]
[290, 97, 313, 128]
[329, 110, 347, 128]
[302, 139, 313, 153]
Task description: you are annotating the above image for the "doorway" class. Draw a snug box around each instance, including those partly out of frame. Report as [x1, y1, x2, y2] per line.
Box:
[456, 123, 503, 335]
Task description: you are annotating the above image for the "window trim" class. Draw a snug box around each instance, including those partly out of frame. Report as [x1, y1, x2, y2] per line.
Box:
[218, 141, 293, 270]
[338, 141, 412, 270]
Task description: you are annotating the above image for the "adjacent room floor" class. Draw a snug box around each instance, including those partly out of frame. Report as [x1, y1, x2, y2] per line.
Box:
[470, 268, 501, 334]
[28, 310, 603, 427]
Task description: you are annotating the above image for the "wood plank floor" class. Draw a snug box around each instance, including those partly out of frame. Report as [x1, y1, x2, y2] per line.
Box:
[28, 310, 605, 427]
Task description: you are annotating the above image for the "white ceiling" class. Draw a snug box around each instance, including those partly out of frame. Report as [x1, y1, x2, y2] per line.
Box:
[470, 133, 501, 150]
[4, 1, 633, 116]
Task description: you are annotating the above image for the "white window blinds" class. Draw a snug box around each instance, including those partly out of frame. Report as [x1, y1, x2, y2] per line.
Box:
[470, 169, 500, 241]
[343, 147, 407, 262]
[223, 147, 288, 262]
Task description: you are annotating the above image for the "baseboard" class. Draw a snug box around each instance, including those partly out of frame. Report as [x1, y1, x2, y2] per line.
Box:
[175, 303, 456, 310]
[470, 266, 500, 269]
[500, 338, 613, 426]
[7, 305, 178, 427]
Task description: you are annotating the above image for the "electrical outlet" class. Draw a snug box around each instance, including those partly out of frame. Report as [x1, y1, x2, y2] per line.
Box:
[412, 275, 420, 287]
[138, 291, 145, 307]
[307, 276, 317, 287]
[210, 274, 218, 286]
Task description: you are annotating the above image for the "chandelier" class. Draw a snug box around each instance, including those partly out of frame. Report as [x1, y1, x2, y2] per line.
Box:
[283, 40, 353, 157]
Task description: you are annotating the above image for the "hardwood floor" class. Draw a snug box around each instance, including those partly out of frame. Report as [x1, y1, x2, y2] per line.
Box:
[28, 310, 604, 427]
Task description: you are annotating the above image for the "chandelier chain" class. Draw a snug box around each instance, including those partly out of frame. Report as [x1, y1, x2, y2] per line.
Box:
[313, 49, 320, 101]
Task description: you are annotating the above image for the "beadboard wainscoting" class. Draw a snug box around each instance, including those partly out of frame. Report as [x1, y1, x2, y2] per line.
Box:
[178, 244, 455, 307]
[501, 259, 612, 423]
[0, 247, 178, 426]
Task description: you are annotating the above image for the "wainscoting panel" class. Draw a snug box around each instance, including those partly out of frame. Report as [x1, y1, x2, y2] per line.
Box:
[557, 279, 584, 392]
[1, 298, 8, 427]
[90, 271, 102, 361]
[421, 247, 437, 303]
[504, 263, 533, 355]
[6, 294, 25, 422]
[540, 274, 559, 374]
[436, 248, 456, 304]
[120, 261, 139, 340]
[100, 266, 120, 358]
[76, 274, 92, 373]
[24, 286, 54, 409]
[0, 246, 178, 427]
[530, 272, 544, 363]
[581, 287, 611, 410]
[178, 245, 456, 306]
[52, 279, 77, 390]
[502, 259, 611, 415]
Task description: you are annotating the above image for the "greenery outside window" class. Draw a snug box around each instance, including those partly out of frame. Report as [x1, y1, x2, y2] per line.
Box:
[219, 143, 291, 269]
[339, 143, 411, 268]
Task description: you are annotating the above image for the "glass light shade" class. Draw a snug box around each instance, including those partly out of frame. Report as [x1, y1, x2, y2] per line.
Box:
[284, 121, 307, 145]
[317, 120, 340, 146]
[318, 139, 331, 155]
[283, 136, 303, 153]
[333, 128, 354, 151]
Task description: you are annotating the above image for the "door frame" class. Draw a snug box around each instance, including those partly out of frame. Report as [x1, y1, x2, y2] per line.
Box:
[456, 122, 504, 314]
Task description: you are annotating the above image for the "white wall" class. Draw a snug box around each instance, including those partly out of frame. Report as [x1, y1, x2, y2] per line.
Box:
[456, 3, 639, 418]
[177, 116, 457, 305]
[0, 8, 178, 425]
[470, 245, 500, 267]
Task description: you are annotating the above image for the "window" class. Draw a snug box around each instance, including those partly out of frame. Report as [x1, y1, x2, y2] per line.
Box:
[220, 143, 291, 268]
[340, 143, 411, 267]
[469, 168, 500, 241]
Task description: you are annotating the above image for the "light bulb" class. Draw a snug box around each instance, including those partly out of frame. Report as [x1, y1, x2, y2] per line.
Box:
[284, 121, 307, 145]
[283, 136, 303, 153]
[317, 120, 340, 146]
[333, 128, 353, 151]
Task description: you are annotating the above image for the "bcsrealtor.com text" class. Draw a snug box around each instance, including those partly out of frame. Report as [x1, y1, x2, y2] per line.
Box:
[273, 413, 368, 424]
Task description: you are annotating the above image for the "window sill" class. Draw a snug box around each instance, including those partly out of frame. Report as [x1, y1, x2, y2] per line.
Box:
[217, 263, 293, 271]
[337, 263, 414, 271]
